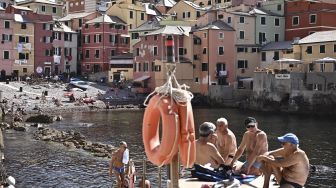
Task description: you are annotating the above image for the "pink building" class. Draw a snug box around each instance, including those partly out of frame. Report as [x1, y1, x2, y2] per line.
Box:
[133, 25, 192, 92]
[193, 20, 236, 93]
[81, 15, 130, 75]
[0, 12, 14, 80]
[28, 14, 54, 75]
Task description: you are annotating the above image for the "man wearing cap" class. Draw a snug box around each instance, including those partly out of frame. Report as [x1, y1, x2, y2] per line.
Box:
[215, 117, 237, 165]
[109, 141, 129, 188]
[230, 117, 268, 175]
[258, 133, 309, 188]
[195, 122, 225, 168]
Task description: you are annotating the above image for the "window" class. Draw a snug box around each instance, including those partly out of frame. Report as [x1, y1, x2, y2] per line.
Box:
[292, 16, 299, 26]
[251, 48, 258, 53]
[95, 50, 100, 58]
[154, 65, 161, 72]
[85, 50, 89, 58]
[144, 62, 149, 72]
[218, 14, 223, 19]
[203, 47, 207, 54]
[52, 7, 57, 13]
[320, 63, 325, 72]
[218, 32, 224, 39]
[64, 33, 72, 41]
[41, 5, 46, 12]
[23, 68, 27, 73]
[2, 34, 12, 41]
[320, 45, 325, 53]
[237, 60, 248, 69]
[19, 36, 29, 43]
[4, 21, 10, 28]
[237, 47, 247, 52]
[109, 35, 115, 43]
[182, 12, 185, 18]
[306, 46, 312, 54]
[3, 51, 9, 59]
[239, 31, 245, 39]
[196, 11, 200, 18]
[273, 51, 279, 60]
[218, 46, 224, 55]
[84, 35, 90, 43]
[310, 14, 316, 24]
[141, 13, 145, 20]
[94, 34, 101, 43]
[277, 4, 281, 11]
[275, 18, 280, 26]
[111, 50, 115, 57]
[94, 23, 100, 28]
[261, 17, 266, 25]
[136, 48, 139, 56]
[19, 53, 29, 60]
[228, 17, 231, 23]
[203, 33, 207, 38]
[85, 24, 88, 29]
[153, 46, 158, 56]
[21, 23, 27, 29]
[129, 11, 133, 19]
[261, 52, 266, 61]
[259, 32, 266, 44]
[334, 44, 336, 52]
[239, 17, 244, 23]
[188, 12, 191, 18]
[275, 34, 279, 42]
[154, 35, 158, 40]
[202, 63, 208, 71]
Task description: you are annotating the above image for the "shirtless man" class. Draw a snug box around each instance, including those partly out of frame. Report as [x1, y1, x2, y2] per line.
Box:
[230, 117, 268, 175]
[109, 141, 129, 188]
[196, 122, 225, 168]
[216, 117, 237, 165]
[258, 133, 309, 188]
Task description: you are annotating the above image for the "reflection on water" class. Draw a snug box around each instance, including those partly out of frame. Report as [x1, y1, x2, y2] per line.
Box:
[4, 109, 336, 187]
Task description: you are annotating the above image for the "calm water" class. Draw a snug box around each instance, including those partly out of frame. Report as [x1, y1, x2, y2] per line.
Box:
[4, 108, 336, 188]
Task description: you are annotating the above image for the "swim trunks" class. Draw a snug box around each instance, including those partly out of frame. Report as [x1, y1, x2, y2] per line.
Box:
[242, 161, 262, 169]
[113, 166, 125, 173]
[280, 178, 303, 188]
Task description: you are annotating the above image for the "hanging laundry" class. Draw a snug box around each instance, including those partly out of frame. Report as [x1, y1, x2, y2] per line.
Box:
[17, 43, 23, 53]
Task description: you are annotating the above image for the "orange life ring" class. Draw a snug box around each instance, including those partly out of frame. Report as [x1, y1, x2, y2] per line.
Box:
[142, 94, 196, 168]
[142, 95, 180, 166]
[178, 101, 196, 168]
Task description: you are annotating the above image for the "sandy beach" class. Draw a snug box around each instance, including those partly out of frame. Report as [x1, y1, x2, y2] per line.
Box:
[0, 81, 109, 115]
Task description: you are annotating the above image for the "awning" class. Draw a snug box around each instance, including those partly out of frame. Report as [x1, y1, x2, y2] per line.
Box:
[120, 34, 130, 37]
[133, 75, 150, 82]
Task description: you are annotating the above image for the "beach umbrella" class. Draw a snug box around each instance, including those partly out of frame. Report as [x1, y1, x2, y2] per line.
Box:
[276, 58, 302, 69]
[313, 57, 336, 63]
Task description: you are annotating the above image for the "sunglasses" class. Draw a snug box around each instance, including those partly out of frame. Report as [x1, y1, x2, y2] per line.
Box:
[246, 124, 255, 128]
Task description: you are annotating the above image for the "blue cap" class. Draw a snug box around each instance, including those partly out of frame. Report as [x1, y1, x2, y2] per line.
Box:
[278, 133, 299, 145]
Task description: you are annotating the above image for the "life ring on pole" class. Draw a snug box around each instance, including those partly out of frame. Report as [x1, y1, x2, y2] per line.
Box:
[178, 101, 196, 168]
[142, 95, 180, 166]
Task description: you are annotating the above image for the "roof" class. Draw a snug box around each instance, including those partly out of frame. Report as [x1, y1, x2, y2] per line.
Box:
[58, 12, 95, 21]
[198, 20, 235, 31]
[261, 41, 293, 51]
[147, 25, 191, 36]
[143, 3, 160, 16]
[14, 14, 29, 23]
[110, 53, 134, 60]
[86, 15, 126, 25]
[249, 8, 282, 17]
[183, 1, 209, 11]
[130, 17, 161, 32]
[298, 30, 336, 44]
[53, 22, 77, 33]
[158, 0, 176, 7]
[0, 7, 5, 11]
[227, 11, 253, 17]
[11, 5, 32, 11]
[17, 0, 62, 6]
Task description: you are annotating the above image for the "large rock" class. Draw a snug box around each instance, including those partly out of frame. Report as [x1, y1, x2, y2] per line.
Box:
[26, 114, 55, 123]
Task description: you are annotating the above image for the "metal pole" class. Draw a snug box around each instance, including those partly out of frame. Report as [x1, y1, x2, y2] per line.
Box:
[169, 154, 179, 188]
[142, 156, 146, 188]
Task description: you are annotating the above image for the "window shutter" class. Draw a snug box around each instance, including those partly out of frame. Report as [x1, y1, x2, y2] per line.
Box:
[26, 36, 29, 43]
[2, 34, 4, 41]
[88, 35, 90, 43]
[99, 35, 102, 42]
[43, 23, 46, 30]
[59, 47, 61, 55]
[26, 53, 29, 60]
[9, 35, 12, 41]
[43, 36, 46, 43]
[94, 35, 96, 43]
[59, 33, 61, 40]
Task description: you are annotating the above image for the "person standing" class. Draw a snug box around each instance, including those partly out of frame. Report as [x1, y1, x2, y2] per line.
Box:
[195, 122, 225, 168]
[258, 133, 309, 188]
[215, 117, 237, 165]
[109, 141, 129, 188]
[230, 117, 268, 175]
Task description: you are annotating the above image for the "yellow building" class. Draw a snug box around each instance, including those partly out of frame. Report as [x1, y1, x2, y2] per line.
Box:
[17, 0, 64, 19]
[12, 14, 35, 77]
[294, 30, 336, 72]
[167, 0, 210, 25]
